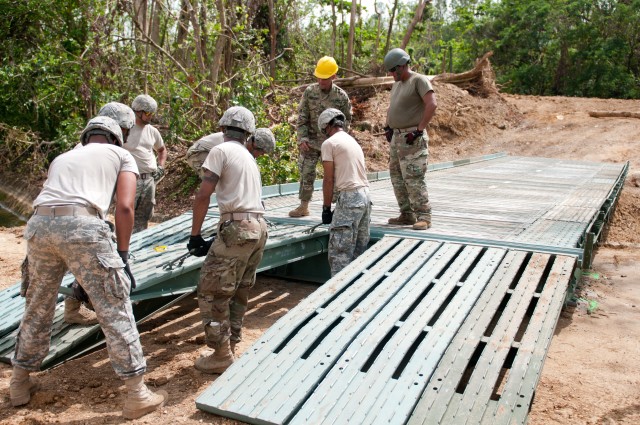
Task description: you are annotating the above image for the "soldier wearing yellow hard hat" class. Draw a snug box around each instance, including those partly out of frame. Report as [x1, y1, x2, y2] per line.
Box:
[289, 56, 353, 217]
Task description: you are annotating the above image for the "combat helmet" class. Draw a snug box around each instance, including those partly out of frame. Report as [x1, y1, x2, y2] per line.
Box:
[249, 128, 276, 154]
[131, 94, 158, 113]
[317, 108, 346, 134]
[383, 48, 411, 72]
[219, 106, 256, 140]
[80, 116, 124, 147]
[98, 102, 136, 130]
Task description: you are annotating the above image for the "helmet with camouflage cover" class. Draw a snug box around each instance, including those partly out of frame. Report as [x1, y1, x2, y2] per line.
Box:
[249, 128, 276, 154]
[98, 102, 135, 129]
[80, 116, 124, 147]
[218, 106, 256, 135]
[383, 48, 411, 72]
[131, 94, 158, 113]
[317, 108, 346, 134]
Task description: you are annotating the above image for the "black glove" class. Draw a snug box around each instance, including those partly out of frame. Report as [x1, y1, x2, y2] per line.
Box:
[71, 279, 91, 304]
[322, 205, 333, 225]
[118, 250, 136, 289]
[187, 234, 209, 257]
[384, 126, 393, 143]
[152, 166, 165, 182]
[405, 129, 424, 145]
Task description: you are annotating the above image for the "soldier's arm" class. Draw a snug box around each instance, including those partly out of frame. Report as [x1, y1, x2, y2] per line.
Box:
[296, 89, 310, 144]
[191, 170, 219, 237]
[340, 91, 353, 130]
[322, 160, 335, 207]
[114, 171, 137, 251]
[156, 145, 167, 167]
[418, 91, 437, 132]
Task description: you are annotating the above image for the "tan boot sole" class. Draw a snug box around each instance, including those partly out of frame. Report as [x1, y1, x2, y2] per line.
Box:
[10, 381, 40, 407]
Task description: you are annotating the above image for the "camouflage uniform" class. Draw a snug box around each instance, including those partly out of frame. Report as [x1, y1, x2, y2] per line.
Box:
[297, 84, 352, 201]
[198, 217, 268, 348]
[14, 215, 145, 378]
[328, 188, 371, 275]
[389, 130, 431, 222]
[133, 177, 155, 232]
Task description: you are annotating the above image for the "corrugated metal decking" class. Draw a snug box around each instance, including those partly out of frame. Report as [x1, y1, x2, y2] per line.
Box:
[196, 236, 575, 424]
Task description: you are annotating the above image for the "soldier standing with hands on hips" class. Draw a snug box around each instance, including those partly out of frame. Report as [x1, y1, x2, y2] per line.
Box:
[383, 48, 437, 230]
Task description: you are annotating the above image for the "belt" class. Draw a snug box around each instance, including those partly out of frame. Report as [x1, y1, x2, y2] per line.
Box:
[220, 212, 264, 221]
[339, 186, 369, 193]
[139, 173, 152, 180]
[394, 126, 418, 133]
[34, 205, 100, 217]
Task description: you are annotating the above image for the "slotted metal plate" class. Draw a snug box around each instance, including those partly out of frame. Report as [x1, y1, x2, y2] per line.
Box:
[196, 236, 576, 425]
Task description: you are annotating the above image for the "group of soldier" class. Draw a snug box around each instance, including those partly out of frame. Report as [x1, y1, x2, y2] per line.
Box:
[9, 47, 437, 420]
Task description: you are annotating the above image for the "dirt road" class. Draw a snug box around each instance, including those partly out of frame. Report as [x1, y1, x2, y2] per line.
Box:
[1, 93, 639, 424]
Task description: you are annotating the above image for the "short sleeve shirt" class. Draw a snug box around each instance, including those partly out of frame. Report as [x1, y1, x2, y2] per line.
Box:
[33, 143, 139, 216]
[386, 72, 434, 129]
[321, 131, 368, 192]
[124, 124, 164, 173]
[202, 141, 264, 214]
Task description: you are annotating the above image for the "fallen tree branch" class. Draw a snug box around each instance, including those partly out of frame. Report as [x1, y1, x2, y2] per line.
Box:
[589, 111, 640, 119]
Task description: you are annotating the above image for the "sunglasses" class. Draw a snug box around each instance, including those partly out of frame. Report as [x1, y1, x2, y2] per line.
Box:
[389, 65, 402, 73]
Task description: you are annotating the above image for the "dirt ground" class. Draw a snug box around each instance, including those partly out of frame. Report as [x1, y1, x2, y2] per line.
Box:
[1, 90, 640, 424]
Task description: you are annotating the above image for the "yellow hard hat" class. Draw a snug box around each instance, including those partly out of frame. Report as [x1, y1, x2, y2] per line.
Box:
[314, 56, 339, 79]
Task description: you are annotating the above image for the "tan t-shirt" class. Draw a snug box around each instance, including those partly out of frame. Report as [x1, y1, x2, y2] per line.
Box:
[202, 141, 264, 214]
[386, 72, 434, 129]
[33, 143, 139, 216]
[124, 124, 164, 173]
[321, 131, 368, 192]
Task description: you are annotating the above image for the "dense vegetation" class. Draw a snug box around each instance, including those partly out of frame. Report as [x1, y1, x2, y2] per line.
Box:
[1, 0, 638, 183]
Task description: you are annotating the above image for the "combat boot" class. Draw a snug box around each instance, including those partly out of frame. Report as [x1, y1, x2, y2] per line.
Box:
[288, 201, 310, 217]
[10, 366, 40, 407]
[387, 212, 417, 225]
[64, 298, 98, 325]
[194, 341, 235, 374]
[413, 220, 431, 230]
[122, 375, 168, 420]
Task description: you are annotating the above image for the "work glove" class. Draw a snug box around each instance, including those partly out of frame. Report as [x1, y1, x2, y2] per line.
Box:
[71, 279, 91, 305]
[152, 166, 165, 182]
[187, 234, 209, 257]
[405, 129, 424, 145]
[384, 126, 393, 143]
[322, 205, 334, 225]
[118, 250, 137, 289]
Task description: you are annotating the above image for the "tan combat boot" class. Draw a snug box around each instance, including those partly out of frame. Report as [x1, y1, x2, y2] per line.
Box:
[122, 375, 168, 420]
[288, 201, 310, 217]
[64, 298, 98, 325]
[387, 212, 417, 225]
[413, 220, 432, 230]
[194, 340, 235, 374]
[10, 366, 40, 407]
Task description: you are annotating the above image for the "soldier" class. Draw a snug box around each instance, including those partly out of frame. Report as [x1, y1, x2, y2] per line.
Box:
[289, 56, 353, 217]
[383, 48, 437, 230]
[10, 116, 167, 419]
[64, 102, 136, 326]
[125, 94, 167, 232]
[186, 132, 224, 178]
[187, 107, 275, 374]
[318, 108, 371, 276]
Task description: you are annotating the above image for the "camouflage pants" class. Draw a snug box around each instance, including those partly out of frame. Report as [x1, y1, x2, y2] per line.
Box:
[329, 188, 372, 276]
[389, 130, 431, 221]
[197, 217, 268, 349]
[186, 151, 208, 178]
[134, 177, 156, 232]
[13, 215, 145, 378]
[297, 148, 321, 202]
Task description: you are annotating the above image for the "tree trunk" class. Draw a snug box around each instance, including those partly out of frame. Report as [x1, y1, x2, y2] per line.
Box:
[209, 0, 227, 110]
[149, 0, 161, 45]
[371, 1, 382, 68]
[346, 0, 357, 75]
[384, 0, 399, 54]
[330, 1, 337, 56]
[175, 0, 190, 66]
[184, 0, 206, 73]
[400, 0, 429, 49]
[268, 0, 277, 80]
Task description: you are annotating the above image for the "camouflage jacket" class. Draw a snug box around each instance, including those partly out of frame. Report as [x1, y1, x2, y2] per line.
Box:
[297, 83, 352, 151]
